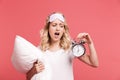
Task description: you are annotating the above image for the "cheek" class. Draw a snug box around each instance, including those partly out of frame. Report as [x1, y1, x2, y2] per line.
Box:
[49, 26, 54, 32]
[48, 27, 54, 37]
[62, 29, 65, 33]
[61, 29, 65, 36]
[48, 29, 52, 37]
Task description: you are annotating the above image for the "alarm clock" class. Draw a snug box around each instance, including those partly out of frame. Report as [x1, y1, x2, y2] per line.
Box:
[72, 40, 86, 57]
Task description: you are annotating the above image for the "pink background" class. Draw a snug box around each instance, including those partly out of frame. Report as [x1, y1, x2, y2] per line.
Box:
[0, 0, 120, 80]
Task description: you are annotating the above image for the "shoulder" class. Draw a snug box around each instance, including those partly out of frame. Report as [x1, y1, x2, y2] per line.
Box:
[37, 46, 43, 52]
[64, 48, 75, 59]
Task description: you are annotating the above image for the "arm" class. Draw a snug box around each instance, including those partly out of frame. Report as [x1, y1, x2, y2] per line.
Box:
[77, 33, 99, 67]
[26, 60, 45, 80]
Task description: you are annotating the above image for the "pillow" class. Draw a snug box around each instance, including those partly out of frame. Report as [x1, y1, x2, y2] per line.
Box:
[11, 35, 52, 80]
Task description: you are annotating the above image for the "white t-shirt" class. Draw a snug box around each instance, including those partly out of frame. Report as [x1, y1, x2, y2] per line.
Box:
[41, 48, 75, 80]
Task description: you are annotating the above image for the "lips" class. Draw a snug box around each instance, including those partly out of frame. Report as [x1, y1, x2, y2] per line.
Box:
[54, 32, 60, 35]
[54, 32, 60, 38]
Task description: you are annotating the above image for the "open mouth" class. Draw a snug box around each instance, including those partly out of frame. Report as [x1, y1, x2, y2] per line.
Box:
[54, 32, 60, 35]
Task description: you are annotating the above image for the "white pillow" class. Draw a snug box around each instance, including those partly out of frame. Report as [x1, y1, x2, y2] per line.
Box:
[11, 35, 52, 80]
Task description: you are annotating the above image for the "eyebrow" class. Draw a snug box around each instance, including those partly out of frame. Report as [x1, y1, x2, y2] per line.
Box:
[51, 22, 64, 25]
[59, 23, 64, 26]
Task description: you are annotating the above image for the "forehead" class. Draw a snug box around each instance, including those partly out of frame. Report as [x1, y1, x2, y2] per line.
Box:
[50, 19, 65, 25]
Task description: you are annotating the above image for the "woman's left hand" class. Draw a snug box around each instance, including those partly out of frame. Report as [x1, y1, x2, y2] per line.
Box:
[77, 32, 92, 44]
[76, 33, 99, 67]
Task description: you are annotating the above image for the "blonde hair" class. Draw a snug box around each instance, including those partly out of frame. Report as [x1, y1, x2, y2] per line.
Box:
[40, 12, 71, 51]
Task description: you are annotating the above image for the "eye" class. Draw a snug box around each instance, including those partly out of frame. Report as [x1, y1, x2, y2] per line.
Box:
[60, 25, 64, 28]
[52, 23, 57, 27]
[60, 24, 64, 28]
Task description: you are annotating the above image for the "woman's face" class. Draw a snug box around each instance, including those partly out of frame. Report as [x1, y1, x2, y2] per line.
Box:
[49, 19, 65, 42]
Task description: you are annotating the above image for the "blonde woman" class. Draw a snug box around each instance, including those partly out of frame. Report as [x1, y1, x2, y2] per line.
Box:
[26, 12, 99, 80]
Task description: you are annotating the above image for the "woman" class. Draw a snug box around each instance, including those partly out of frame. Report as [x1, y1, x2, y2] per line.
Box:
[26, 12, 99, 80]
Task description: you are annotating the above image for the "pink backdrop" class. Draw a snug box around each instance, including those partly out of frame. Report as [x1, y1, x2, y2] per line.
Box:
[0, 0, 120, 80]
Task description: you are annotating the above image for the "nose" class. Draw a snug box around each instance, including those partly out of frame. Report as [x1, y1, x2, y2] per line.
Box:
[56, 25, 60, 31]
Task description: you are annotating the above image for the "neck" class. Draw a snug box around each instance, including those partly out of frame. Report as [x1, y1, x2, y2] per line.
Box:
[49, 40, 61, 51]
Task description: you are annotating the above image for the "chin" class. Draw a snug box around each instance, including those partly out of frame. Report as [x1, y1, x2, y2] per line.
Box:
[52, 38, 61, 42]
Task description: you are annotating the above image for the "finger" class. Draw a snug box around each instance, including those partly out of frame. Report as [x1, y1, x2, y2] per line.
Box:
[36, 65, 45, 73]
[35, 62, 43, 67]
[33, 59, 39, 65]
[77, 32, 87, 39]
[77, 33, 83, 39]
[82, 33, 88, 37]
[38, 61, 44, 66]
[83, 33, 92, 42]
[81, 38, 87, 43]
[35, 62, 45, 69]
[36, 65, 43, 69]
[38, 60, 43, 64]
[39, 65, 45, 70]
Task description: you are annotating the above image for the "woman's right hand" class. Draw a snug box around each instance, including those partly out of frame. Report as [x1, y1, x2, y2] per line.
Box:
[26, 60, 45, 80]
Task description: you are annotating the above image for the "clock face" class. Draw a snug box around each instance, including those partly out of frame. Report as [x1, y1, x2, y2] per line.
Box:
[72, 44, 85, 57]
